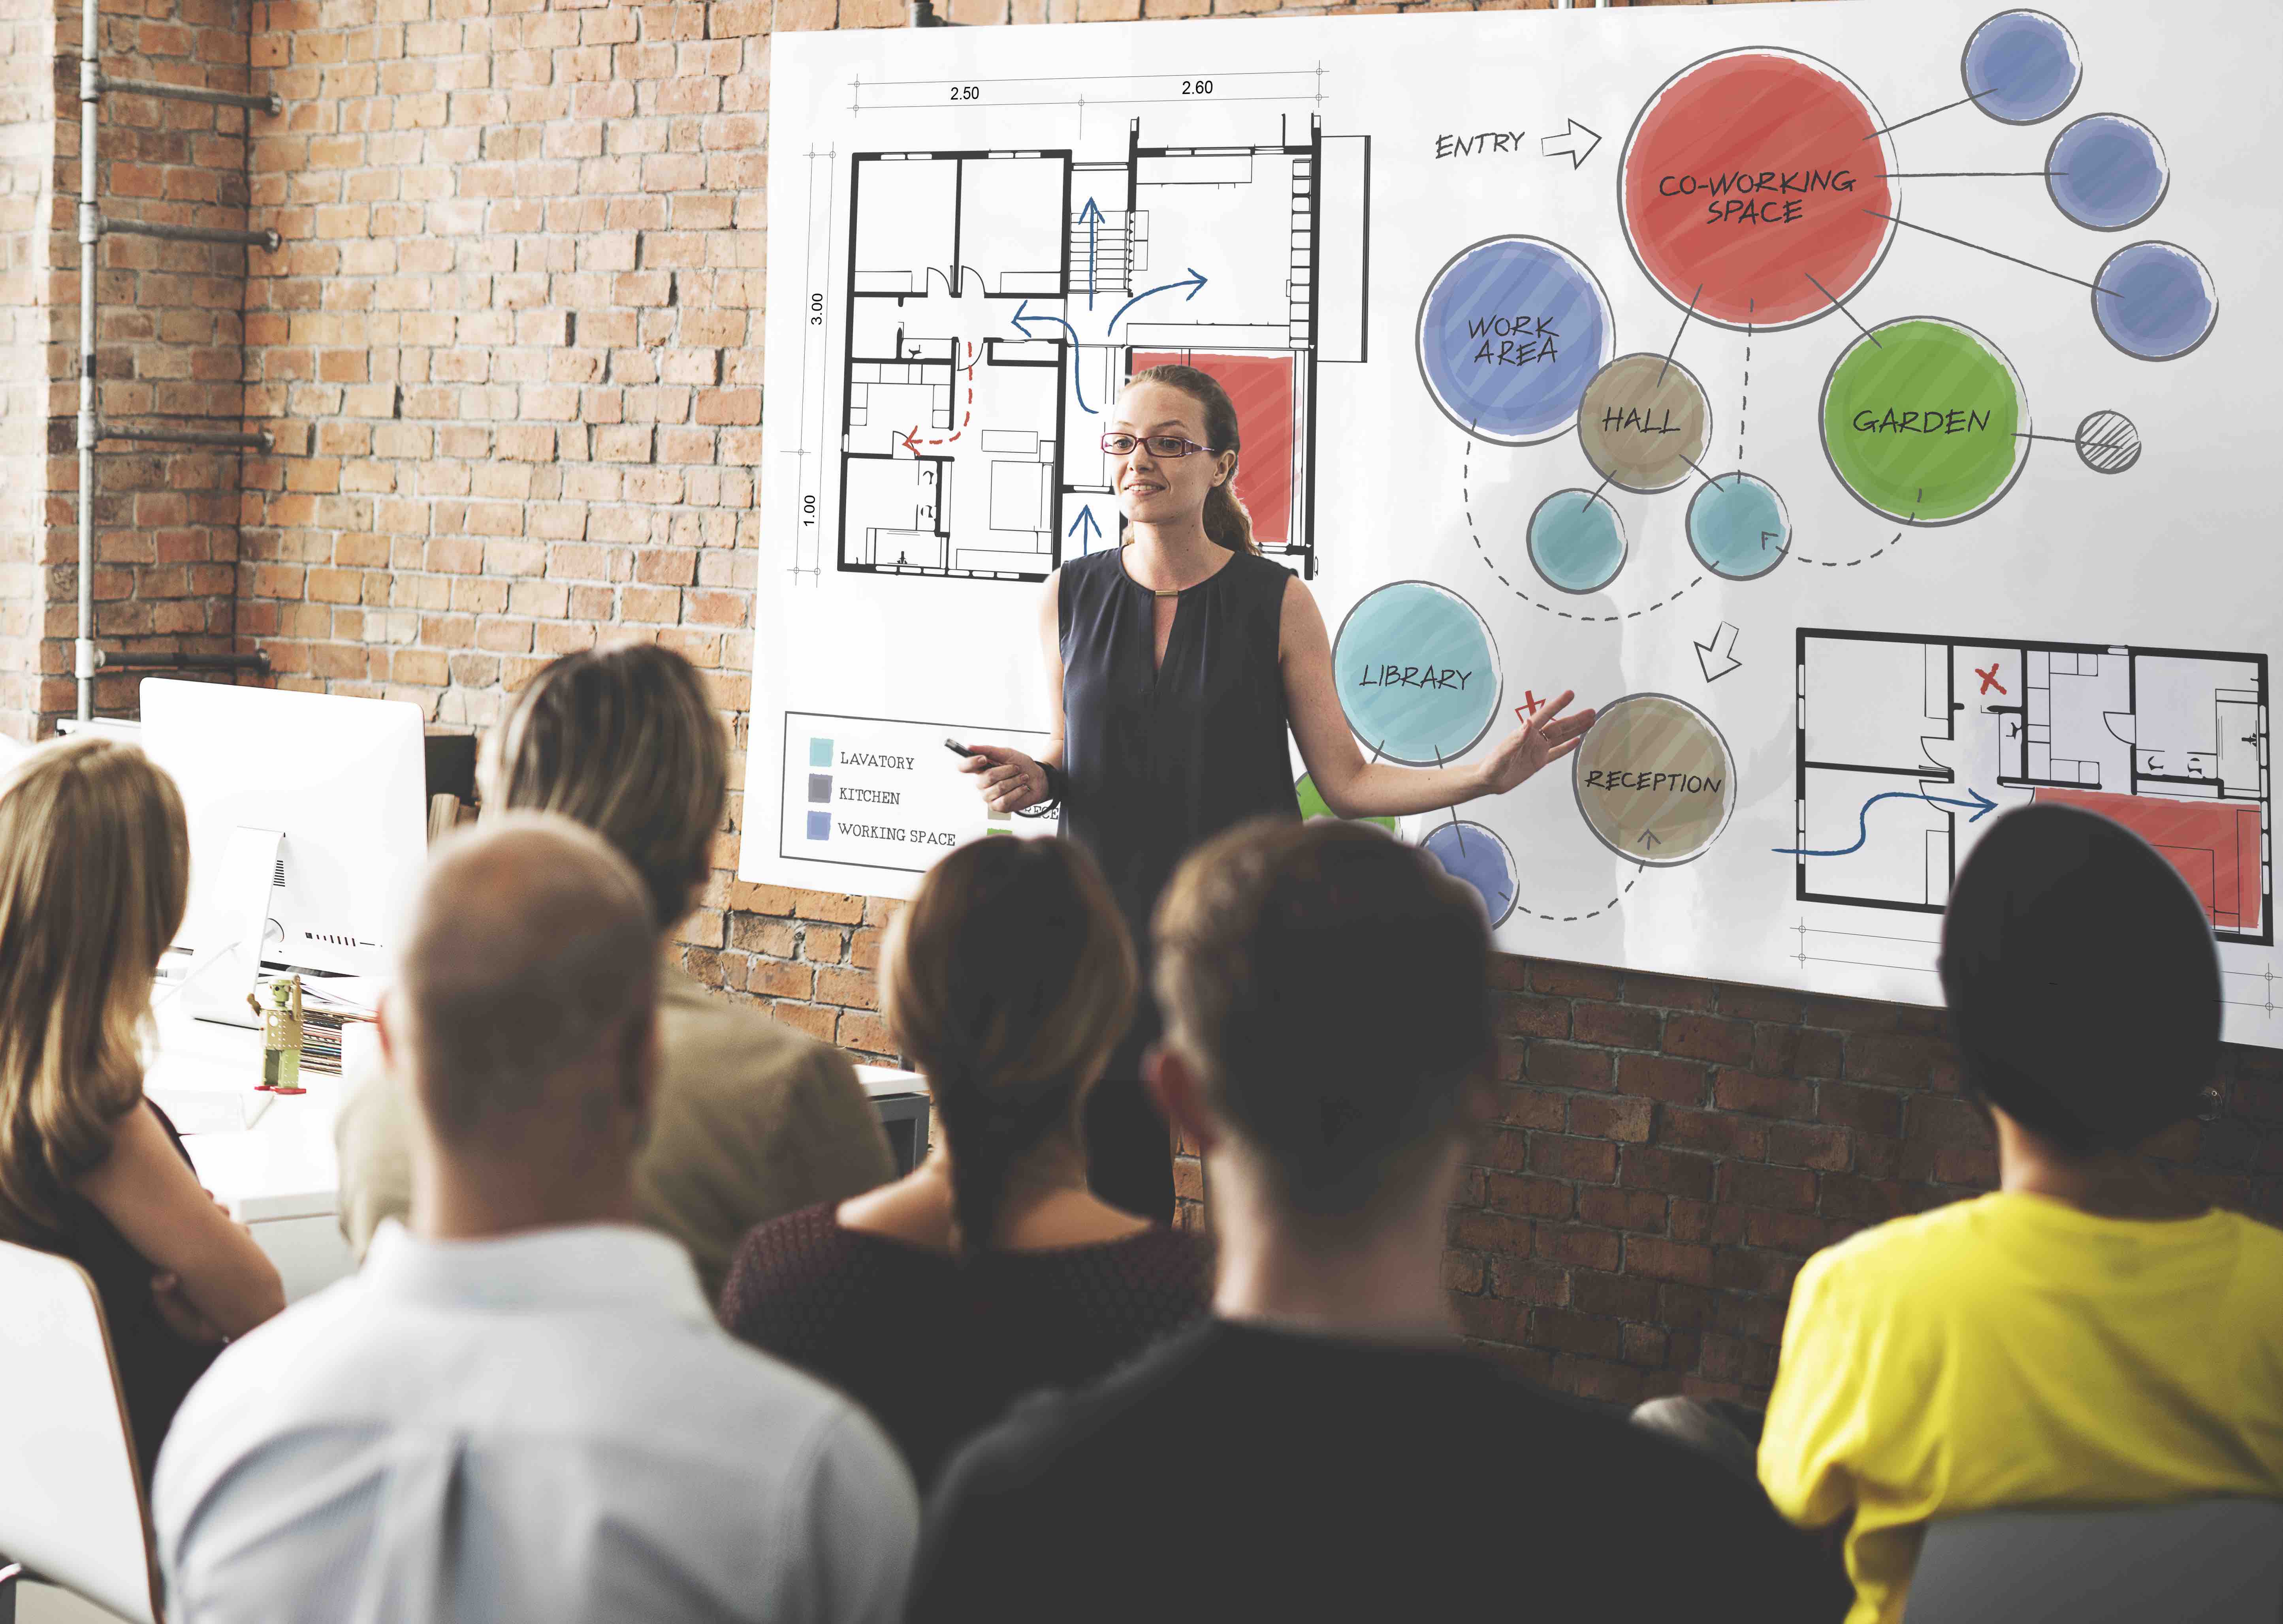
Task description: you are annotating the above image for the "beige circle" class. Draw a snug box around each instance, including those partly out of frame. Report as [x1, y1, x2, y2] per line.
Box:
[1572, 693, 1736, 865]
[1576, 353, 1713, 492]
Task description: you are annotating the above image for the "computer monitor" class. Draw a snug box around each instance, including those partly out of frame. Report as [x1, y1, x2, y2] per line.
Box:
[139, 680, 427, 1017]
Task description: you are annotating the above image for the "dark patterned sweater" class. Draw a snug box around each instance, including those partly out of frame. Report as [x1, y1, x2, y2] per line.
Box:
[718, 1201, 1211, 1489]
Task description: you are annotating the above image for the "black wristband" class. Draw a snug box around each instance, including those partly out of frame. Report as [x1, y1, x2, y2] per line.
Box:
[1039, 761, 1070, 808]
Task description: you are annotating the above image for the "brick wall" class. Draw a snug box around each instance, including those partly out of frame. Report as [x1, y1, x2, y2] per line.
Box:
[3, 0, 2278, 1408]
[1442, 959, 2283, 1403]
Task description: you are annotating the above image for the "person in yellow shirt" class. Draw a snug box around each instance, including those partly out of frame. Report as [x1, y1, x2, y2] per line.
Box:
[1758, 804, 2283, 1624]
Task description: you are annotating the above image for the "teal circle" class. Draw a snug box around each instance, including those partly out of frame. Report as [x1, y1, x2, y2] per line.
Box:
[1527, 490, 1628, 594]
[1333, 581, 1503, 767]
[1686, 474, 1791, 580]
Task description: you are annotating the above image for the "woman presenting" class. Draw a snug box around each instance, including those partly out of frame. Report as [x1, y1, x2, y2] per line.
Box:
[963, 364, 1594, 1220]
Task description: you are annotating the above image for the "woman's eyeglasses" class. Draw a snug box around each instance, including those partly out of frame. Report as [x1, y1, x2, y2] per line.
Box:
[1100, 433, 1214, 459]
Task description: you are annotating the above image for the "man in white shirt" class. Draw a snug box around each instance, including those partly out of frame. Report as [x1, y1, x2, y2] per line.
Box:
[154, 814, 917, 1624]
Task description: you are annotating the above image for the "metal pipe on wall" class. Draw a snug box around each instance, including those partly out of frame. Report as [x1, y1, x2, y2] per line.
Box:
[96, 650, 272, 674]
[75, 0, 96, 722]
[69, 8, 286, 722]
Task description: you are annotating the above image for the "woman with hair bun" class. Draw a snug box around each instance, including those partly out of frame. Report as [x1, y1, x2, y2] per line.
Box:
[718, 834, 1210, 1488]
[961, 364, 1598, 1219]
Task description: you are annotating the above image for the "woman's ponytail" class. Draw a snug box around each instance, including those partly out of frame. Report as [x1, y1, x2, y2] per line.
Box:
[932, 1071, 1077, 1257]
[1202, 466, 1257, 555]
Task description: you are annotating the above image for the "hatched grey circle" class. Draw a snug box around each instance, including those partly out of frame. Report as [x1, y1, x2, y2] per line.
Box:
[2074, 410, 2140, 475]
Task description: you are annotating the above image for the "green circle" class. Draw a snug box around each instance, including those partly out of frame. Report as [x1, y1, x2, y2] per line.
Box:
[1295, 773, 1398, 832]
[1820, 318, 2027, 524]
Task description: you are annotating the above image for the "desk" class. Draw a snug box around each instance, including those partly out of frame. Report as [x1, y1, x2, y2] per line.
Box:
[153, 1005, 929, 1304]
[151, 1002, 351, 1304]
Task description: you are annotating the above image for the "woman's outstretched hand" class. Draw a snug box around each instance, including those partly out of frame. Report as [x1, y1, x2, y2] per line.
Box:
[1476, 690, 1597, 796]
[960, 744, 1050, 816]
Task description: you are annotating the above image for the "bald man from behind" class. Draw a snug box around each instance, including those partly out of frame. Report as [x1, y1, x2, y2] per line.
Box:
[153, 816, 917, 1624]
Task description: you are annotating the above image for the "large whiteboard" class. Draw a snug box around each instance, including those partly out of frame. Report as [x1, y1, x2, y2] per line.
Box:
[742, 0, 2283, 1049]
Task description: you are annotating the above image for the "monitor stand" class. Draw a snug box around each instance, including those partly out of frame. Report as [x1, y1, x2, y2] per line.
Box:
[184, 824, 283, 1030]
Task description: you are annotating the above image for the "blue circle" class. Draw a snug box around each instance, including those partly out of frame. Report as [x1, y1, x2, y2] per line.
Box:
[1527, 491, 1627, 594]
[2048, 115, 2168, 230]
[1963, 11, 2081, 124]
[1686, 474, 1791, 580]
[1333, 581, 1503, 767]
[2093, 242, 2216, 361]
[1417, 237, 1614, 445]
[1421, 821, 1517, 928]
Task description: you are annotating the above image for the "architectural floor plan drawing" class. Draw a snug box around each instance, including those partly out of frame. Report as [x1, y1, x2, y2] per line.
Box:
[1792, 629, 2272, 944]
[838, 115, 1371, 582]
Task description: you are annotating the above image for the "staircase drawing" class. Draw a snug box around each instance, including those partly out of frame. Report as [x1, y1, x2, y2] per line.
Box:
[1287, 154, 1313, 345]
[1068, 208, 1137, 304]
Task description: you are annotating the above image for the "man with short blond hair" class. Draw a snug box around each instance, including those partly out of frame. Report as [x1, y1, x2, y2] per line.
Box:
[156, 816, 916, 1624]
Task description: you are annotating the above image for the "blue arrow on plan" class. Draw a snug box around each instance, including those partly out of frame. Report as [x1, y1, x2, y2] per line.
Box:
[1066, 506, 1103, 552]
[1772, 785, 1998, 857]
[1078, 197, 1104, 311]
[1106, 268, 1208, 335]
[1009, 300, 1095, 414]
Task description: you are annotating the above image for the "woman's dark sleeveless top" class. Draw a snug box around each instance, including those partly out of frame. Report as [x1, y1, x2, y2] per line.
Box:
[23, 1101, 220, 1482]
[1058, 546, 1302, 991]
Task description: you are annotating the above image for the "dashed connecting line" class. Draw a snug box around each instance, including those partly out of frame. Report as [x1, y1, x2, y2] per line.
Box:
[1511, 871, 1641, 924]
[1462, 441, 1703, 621]
[1792, 529, 1906, 568]
[1737, 323, 1750, 466]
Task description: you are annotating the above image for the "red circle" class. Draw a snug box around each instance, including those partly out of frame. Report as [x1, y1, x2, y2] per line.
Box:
[1620, 50, 1897, 330]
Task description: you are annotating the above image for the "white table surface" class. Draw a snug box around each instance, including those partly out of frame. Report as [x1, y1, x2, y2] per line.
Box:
[856, 1063, 927, 1099]
[152, 1002, 343, 1225]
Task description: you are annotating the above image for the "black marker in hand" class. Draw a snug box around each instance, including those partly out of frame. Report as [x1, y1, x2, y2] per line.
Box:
[955, 740, 1050, 816]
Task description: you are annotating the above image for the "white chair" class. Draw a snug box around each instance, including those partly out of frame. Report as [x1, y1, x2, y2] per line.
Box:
[1903, 1499, 2283, 1624]
[0, 1240, 164, 1624]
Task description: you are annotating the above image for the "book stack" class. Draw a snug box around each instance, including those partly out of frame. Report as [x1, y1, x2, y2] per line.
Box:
[301, 1008, 350, 1077]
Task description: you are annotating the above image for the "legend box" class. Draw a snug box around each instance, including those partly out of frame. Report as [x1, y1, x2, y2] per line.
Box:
[781, 710, 1056, 875]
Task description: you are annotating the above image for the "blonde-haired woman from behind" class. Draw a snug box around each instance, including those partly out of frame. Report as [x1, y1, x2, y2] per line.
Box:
[0, 738, 284, 1479]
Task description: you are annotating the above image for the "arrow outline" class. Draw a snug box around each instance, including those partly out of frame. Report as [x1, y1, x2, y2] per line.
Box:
[1540, 117, 1604, 169]
[1694, 621, 1742, 683]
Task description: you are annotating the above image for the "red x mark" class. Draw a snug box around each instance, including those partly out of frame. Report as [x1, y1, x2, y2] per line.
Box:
[1974, 663, 2006, 695]
[1517, 691, 1545, 722]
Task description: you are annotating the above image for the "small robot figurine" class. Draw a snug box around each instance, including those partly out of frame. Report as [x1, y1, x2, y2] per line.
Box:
[248, 975, 305, 1095]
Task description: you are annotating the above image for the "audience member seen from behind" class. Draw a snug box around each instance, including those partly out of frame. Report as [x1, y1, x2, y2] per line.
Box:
[0, 739, 283, 1480]
[336, 642, 892, 1301]
[719, 835, 1210, 1489]
[155, 816, 917, 1624]
[1758, 804, 2283, 1624]
[912, 819, 1838, 1623]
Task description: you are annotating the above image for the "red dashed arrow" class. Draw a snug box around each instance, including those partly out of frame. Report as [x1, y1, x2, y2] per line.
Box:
[920, 354, 981, 448]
